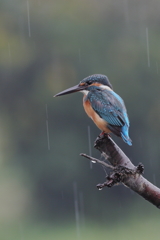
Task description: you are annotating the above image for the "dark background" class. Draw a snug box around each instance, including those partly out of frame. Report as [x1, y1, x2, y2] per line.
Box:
[0, 0, 160, 239]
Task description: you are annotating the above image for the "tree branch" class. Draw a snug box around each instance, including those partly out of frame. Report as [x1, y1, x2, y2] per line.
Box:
[80, 134, 160, 209]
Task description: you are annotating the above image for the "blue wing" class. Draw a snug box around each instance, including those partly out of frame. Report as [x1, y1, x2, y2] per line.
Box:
[87, 87, 128, 127]
[86, 86, 132, 145]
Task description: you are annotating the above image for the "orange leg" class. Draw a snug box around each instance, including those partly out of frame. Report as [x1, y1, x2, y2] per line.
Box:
[99, 131, 111, 138]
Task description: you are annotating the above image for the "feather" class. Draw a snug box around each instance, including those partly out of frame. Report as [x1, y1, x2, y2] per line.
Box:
[86, 86, 132, 145]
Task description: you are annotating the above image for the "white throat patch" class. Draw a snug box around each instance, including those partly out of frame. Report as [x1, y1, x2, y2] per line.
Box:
[80, 90, 89, 96]
[100, 85, 112, 91]
[80, 85, 112, 96]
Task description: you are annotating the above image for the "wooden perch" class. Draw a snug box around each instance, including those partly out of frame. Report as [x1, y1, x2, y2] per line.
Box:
[80, 134, 160, 209]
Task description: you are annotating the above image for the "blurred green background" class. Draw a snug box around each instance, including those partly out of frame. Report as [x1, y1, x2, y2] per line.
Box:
[0, 0, 160, 239]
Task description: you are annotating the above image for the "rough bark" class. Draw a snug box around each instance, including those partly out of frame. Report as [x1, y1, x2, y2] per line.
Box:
[80, 135, 160, 209]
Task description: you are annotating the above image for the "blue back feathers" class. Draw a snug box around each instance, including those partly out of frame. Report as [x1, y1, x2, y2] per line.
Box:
[86, 85, 132, 146]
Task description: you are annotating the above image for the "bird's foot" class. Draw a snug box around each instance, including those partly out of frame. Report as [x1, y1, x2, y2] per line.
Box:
[94, 132, 110, 148]
[99, 131, 110, 138]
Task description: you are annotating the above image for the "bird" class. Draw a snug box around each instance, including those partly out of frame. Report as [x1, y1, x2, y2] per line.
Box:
[54, 74, 132, 146]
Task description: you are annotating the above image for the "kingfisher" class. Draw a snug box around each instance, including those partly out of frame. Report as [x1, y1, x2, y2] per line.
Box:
[54, 74, 132, 146]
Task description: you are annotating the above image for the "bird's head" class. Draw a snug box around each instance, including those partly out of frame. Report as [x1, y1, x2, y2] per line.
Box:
[54, 74, 113, 97]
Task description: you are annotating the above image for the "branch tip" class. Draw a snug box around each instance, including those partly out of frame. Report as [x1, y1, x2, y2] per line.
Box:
[80, 153, 114, 169]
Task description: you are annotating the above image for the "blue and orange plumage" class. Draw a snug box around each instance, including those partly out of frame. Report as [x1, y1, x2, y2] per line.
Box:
[54, 74, 132, 146]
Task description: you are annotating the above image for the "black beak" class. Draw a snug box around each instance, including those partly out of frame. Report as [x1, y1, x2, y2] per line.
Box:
[54, 84, 86, 97]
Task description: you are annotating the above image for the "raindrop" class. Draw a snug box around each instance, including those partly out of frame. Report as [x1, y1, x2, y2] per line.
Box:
[91, 160, 96, 164]
[46, 104, 50, 150]
[97, 184, 103, 190]
[73, 182, 80, 239]
[8, 43, 12, 64]
[87, 125, 92, 169]
[78, 49, 81, 63]
[27, 0, 31, 37]
[46, 103, 49, 119]
[88, 126, 92, 156]
[146, 27, 150, 67]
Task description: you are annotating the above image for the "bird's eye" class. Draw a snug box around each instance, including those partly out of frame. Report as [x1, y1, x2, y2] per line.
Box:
[87, 80, 92, 85]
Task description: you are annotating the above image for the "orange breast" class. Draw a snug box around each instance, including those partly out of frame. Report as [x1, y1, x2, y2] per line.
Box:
[83, 97, 111, 133]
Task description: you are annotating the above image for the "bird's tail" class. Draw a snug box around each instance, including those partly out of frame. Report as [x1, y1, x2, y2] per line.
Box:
[121, 125, 132, 146]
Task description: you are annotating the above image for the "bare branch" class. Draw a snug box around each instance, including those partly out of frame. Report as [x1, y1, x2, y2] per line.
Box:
[80, 134, 160, 209]
[80, 153, 114, 169]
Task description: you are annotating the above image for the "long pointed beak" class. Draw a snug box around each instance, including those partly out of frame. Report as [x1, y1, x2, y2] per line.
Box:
[54, 84, 86, 97]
